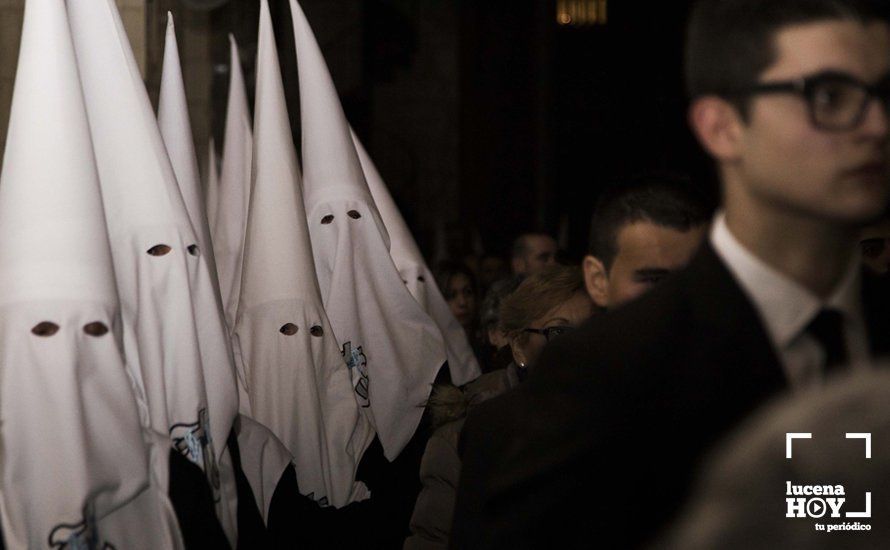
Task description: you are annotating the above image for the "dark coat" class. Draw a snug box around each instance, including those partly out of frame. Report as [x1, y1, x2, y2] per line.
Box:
[451, 242, 890, 549]
[405, 365, 522, 550]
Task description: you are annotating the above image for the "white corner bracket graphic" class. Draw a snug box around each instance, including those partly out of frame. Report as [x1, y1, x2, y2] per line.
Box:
[846, 492, 872, 518]
[786, 433, 812, 459]
[846, 433, 872, 459]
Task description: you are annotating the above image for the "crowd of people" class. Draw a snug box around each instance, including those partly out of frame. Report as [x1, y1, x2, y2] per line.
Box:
[2, 0, 890, 548]
[443, 1, 890, 548]
[421, 0, 890, 547]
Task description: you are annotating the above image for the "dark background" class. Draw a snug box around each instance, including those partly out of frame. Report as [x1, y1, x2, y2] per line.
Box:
[170, 0, 715, 263]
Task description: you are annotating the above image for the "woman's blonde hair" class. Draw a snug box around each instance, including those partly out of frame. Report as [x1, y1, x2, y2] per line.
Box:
[499, 265, 586, 344]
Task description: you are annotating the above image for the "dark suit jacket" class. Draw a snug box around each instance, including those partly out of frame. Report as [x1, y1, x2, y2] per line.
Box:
[451, 242, 890, 549]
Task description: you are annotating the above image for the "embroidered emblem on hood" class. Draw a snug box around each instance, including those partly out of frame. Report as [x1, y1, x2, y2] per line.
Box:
[341, 341, 369, 407]
[48, 508, 115, 550]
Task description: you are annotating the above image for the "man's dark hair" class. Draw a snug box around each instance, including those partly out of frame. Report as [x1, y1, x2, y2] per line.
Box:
[589, 173, 711, 270]
[685, 0, 881, 115]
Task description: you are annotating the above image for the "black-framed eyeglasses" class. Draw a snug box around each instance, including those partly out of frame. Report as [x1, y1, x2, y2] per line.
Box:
[733, 70, 890, 131]
[523, 325, 574, 342]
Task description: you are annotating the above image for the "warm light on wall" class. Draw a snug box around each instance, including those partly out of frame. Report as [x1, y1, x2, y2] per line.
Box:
[556, 0, 607, 26]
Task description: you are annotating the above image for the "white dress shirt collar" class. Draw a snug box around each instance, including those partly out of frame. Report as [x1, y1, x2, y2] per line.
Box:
[710, 212, 863, 352]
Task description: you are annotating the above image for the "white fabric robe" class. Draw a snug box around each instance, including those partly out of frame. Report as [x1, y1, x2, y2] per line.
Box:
[67, 0, 240, 542]
[291, 0, 448, 460]
[0, 0, 183, 546]
[353, 132, 481, 386]
[235, 0, 374, 508]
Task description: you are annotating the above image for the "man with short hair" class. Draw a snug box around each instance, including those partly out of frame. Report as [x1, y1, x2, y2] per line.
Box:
[584, 175, 709, 308]
[452, 0, 890, 547]
[510, 232, 558, 276]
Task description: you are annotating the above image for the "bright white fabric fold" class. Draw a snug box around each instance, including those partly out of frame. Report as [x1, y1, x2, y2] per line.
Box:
[214, 34, 253, 333]
[0, 0, 183, 546]
[291, 0, 447, 459]
[235, 0, 373, 507]
[353, 132, 481, 386]
[67, 0, 240, 542]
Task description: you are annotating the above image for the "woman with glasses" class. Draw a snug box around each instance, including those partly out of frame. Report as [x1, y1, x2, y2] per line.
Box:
[404, 266, 596, 550]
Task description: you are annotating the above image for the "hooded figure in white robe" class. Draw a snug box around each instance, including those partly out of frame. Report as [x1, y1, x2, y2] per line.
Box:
[159, 11, 251, 411]
[160, 14, 303, 528]
[290, 0, 447, 461]
[353, 132, 481, 386]
[236, 0, 374, 510]
[0, 0, 183, 546]
[214, 34, 253, 332]
[67, 0, 242, 543]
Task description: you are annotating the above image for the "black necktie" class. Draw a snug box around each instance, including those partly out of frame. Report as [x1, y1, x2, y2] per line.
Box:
[805, 309, 848, 373]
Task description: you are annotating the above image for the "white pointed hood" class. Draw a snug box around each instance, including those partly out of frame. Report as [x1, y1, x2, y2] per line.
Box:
[354, 132, 481, 386]
[214, 34, 253, 331]
[236, 0, 373, 507]
[67, 0, 240, 542]
[159, 12, 220, 290]
[291, 0, 447, 459]
[0, 0, 181, 546]
[206, 137, 220, 242]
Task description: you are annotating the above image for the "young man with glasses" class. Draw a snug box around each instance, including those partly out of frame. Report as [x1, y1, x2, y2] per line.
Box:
[451, 0, 890, 547]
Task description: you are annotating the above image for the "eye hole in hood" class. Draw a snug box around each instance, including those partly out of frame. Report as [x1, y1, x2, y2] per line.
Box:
[147, 244, 172, 256]
[280, 323, 299, 336]
[31, 322, 59, 337]
[83, 322, 109, 337]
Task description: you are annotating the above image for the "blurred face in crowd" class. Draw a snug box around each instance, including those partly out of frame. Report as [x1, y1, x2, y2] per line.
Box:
[511, 290, 594, 369]
[512, 235, 558, 276]
[584, 220, 706, 308]
[693, 20, 890, 229]
[860, 217, 890, 275]
[447, 272, 477, 330]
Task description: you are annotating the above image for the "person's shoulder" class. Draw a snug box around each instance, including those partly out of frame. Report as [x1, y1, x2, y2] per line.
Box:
[536, 269, 693, 377]
[420, 418, 465, 484]
[598, 273, 689, 337]
[429, 416, 465, 451]
[463, 368, 515, 404]
[862, 271, 890, 356]
[458, 388, 524, 456]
